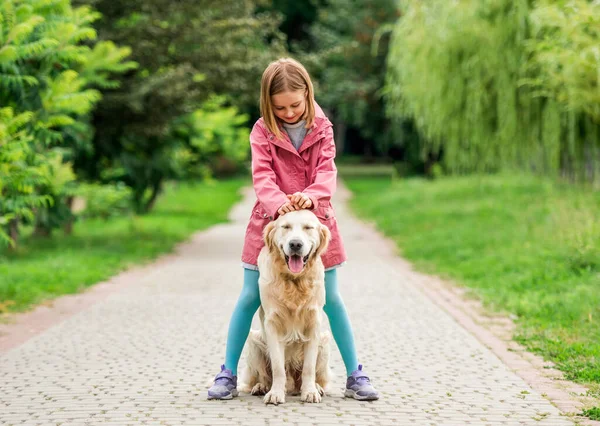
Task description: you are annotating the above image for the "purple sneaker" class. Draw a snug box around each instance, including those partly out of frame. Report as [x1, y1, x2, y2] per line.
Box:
[207, 365, 238, 400]
[345, 364, 379, 401]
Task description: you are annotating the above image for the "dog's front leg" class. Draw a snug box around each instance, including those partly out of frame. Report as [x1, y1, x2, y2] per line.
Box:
[263, 320, 286, 405]
[300, 328, 321, 403]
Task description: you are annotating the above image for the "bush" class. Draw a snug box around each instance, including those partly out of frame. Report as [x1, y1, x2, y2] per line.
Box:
[75, 182, 133, 220]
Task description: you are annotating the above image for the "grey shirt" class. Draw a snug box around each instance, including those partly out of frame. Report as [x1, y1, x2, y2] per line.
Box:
[283, 119, 308, 151]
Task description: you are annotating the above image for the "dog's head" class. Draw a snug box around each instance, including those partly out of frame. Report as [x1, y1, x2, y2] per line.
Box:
[263, 210, 331, 275]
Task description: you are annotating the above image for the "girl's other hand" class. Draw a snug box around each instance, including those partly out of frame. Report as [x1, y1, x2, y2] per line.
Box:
[287, 192, 312, 209]
[277, 201, 298, 216]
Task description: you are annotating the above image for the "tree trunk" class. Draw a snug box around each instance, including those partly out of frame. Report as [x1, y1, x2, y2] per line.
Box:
[8, 218, 19, 250]
[64, 196, 75, 235]
[143, 179, 163, 213]
[32, 207, 52, 237]
[32, 225, 51, 237]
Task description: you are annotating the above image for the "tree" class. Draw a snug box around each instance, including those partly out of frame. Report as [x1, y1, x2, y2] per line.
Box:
[0, 108, 50, 247]
[0, 0, 135, 245]
[298, 0, 407, 159]
[74, 0, 287, 212]
[257, 0, 321, 51]
[386, 0, 600, 183]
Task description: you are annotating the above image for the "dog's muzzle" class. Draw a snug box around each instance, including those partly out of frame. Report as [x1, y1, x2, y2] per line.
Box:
[284, 239, 311, 273]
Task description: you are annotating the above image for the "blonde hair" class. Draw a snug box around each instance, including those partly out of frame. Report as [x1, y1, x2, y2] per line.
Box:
[260, 58, 316, 141]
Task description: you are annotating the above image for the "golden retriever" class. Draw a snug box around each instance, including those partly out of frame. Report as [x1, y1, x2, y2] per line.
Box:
[240, 209, 332, 404]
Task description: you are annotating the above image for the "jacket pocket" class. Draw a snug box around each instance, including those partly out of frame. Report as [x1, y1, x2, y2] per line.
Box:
[254, 206, 273, 221]
[248, 205, 272, 244]
[314, 206, 335, 221]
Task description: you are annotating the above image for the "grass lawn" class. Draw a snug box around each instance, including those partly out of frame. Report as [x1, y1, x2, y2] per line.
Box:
[0, 178, 248, 314]
[343, 173, 600, 402]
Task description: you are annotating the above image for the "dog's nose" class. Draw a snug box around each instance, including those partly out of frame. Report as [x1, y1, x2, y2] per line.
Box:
[289, 239, 303, 252]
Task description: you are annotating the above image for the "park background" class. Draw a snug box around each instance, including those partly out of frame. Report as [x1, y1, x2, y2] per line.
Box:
[1, 0, 599, 420]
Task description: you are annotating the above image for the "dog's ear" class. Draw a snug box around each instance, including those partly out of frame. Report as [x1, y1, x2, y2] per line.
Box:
[316, 223, 331, 257]
[263, 221, 278, 252]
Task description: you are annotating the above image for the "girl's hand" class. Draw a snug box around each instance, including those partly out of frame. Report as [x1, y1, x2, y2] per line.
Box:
[288, 192, 312, 209]
[277, 201, 299, 216]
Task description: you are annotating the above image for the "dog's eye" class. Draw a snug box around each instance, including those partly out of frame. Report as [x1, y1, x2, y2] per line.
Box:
[282, 224, 291, 230]
[303, 226, 314, 230]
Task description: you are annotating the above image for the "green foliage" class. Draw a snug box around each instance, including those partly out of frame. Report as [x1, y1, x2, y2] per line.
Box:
[0, 0, 136, 245]
[0, 107, 52, 246]
[0, 178, 246, 313]
[387, 0, 531, 172]
[582, 407, 600, 421]
[0, 0, 136, 137]
[345, 174, 600, 390]
[74, 0, 285, 213]
[30, 151, 77, 236]
[257, 0, 319, 50]
[386, 0, 600, 183]
[527, 0, 600, 121]
[301, 0, 403, 156]
[75, 182, 132, 219]
[526, 0, 600, 183]
[169, 96, 250, 178]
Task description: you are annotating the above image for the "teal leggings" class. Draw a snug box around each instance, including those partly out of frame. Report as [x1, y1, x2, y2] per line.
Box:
[224, 268, 358, 376]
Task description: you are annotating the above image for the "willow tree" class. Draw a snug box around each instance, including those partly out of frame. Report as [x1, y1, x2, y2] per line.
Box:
[527, 0, 600, 183]
[386, 0, 600, 183]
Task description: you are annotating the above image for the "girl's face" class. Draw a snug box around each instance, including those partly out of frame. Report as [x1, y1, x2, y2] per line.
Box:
[271, 90, 306, 124]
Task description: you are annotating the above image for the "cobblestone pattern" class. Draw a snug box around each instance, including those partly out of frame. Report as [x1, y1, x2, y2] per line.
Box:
[0, 184, 575, 425]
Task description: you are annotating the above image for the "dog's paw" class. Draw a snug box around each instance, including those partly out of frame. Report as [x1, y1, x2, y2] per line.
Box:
[315, 383, 325, 396]
[251, 382, 268, 396]
[264, 387, 286, 405]
[300, 386, 322, 403]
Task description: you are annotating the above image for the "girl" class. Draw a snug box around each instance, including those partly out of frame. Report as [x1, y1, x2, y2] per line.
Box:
[207, 58, 379, 401]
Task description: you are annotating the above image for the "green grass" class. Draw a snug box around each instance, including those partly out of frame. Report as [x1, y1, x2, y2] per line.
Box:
[343, 173, 600, 391]
[582, 406, 600, 420]
[337, 163, 395, 177]
[0, 178, 247, 313]
[336, 156, 396, 177]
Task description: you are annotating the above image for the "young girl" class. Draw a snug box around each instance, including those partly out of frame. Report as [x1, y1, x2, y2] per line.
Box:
[207, 58, 379, 401]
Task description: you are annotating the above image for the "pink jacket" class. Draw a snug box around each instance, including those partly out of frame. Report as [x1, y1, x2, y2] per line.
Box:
[241, 102, 347, 269]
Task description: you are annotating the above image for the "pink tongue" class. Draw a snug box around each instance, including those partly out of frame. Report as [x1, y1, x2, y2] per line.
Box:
[289, 255, 304, 273]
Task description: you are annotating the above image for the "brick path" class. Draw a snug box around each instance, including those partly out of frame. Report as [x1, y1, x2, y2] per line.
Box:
[0, 183, 579, 425]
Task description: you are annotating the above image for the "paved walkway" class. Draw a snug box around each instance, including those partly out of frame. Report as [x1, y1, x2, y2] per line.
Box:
[0, 183, 579, 425]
